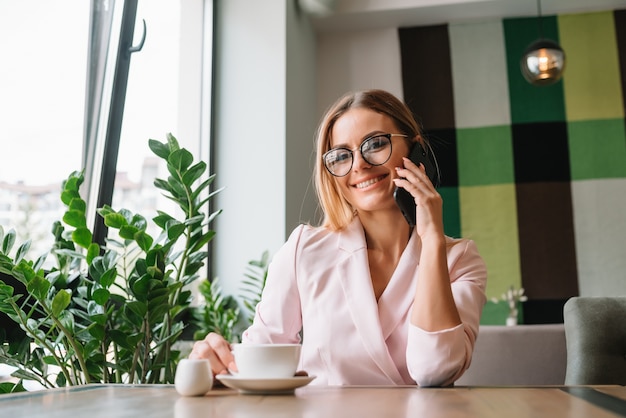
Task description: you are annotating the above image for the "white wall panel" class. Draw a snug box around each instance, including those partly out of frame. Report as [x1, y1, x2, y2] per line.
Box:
[449, 21, 511, 128]
[571, 179, 626, 296]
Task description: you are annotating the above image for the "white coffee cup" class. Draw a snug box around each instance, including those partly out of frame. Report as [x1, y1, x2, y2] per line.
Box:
[232, 343, 301, 379]
[175, 358, 213, 396]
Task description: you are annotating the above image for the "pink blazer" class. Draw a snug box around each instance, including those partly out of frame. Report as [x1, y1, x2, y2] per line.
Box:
[242, 217, 487, 386]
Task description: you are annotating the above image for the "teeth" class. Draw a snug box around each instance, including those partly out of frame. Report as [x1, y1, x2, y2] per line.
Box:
[356, 176, 383, 189]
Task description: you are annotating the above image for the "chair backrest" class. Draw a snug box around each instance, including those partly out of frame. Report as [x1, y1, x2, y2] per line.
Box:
[563, 296, 626, 385]
[456, 324, 567, 386]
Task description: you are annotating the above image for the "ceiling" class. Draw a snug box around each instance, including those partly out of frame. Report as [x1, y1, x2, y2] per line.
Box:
[305, 0, 626, 33]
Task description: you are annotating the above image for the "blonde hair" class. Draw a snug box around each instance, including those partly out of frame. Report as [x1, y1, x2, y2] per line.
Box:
[314, 89, 426, 231]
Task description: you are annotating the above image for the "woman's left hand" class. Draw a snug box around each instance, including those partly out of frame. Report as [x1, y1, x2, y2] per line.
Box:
[396, 158, 461, 334]
[393, 157, 444, 241]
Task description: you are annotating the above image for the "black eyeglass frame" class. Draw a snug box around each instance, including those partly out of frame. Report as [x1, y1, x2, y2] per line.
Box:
[322, 133, 408, 177]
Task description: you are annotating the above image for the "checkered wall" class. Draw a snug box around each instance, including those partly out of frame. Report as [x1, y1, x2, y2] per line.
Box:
[399, 10, 626, 324]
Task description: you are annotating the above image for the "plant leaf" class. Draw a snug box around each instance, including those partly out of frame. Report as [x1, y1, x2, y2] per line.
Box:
[88, 323, 105, 340]
[51, 290, 71, 317]
[131, 276, 151, 299]
[14, 241, 31, 264]
[97, 205, 115, 217]
[109, 330, 132, 349]
[169, 148, 193, 173]
[166, 221, 185, 241]
[153, 178, 171, 193]
[189, 231, 216, 253]
[149, 138, 170, 159]
[72, 227, 92, 249]
[2, 229, 16, 254]
[103, 213, 128, 229]
[86, 243, 100, 264]
[182, 161, 206, 185]
[92, 288, 110, 305]
[26, 275, 50, 300]
[0, 381, 27, 394]
[134, 230, 153, 252]
[152, 212, 175, 229]
[99, 268, 117, 288]
[119, 225, 139, 240]
[69, 197, 87, 213]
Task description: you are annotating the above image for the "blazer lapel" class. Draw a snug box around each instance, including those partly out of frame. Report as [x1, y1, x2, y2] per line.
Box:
[378, 230, 420, 340]
[336, 218, 404, 383]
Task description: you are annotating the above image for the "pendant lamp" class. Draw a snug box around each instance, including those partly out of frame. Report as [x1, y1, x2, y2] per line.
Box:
[520, 0, 566, 86]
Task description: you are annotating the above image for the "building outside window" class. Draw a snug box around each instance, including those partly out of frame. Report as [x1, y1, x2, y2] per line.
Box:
[0, 0, 211, 261]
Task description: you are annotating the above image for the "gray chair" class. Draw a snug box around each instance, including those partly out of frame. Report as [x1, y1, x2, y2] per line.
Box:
[563, 296, 626, 385]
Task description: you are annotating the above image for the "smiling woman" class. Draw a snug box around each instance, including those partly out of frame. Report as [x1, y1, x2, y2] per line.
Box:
[188, 89, 487, 388]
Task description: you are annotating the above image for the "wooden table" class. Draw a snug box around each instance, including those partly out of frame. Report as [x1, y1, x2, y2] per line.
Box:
[2, 384, 626, 417]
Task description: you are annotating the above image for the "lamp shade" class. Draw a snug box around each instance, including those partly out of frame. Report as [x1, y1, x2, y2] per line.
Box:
[520, 39, 566, 86]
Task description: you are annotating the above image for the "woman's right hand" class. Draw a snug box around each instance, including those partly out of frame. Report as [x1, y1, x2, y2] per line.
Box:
[189, 332, 237, 376]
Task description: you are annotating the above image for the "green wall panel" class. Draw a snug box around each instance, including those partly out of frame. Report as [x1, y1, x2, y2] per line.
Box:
[481, 300, 525, 325]
[559, 12, 625, 121]
[503, 16, 566, 124]
[568, 118, 626, 180]
[440, 186, 461, 238]
[457, 125, 514, 186]
[400, 8, 626, 324]
[459, 184, 521, 298]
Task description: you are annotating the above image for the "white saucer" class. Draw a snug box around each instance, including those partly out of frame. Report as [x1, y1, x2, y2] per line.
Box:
[216, 374, 316, 394]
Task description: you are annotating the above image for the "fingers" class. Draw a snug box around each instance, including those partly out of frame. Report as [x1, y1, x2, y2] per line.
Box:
[189, 332, 236, 376]
[394, 159, 433, 198]
[394, 157, 444, 236]
[397, 157, 431, 186]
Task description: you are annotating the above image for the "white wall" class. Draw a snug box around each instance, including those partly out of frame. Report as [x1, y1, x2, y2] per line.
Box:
[286, 1, 319, 232]
[213, 0, 317, 298]
[316, 27, 403, 115]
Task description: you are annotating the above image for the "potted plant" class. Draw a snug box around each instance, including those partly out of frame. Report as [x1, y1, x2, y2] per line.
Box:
[0, 134, 222, 392]
[491, 285, 528, 326]
[189, 249, 270, 345]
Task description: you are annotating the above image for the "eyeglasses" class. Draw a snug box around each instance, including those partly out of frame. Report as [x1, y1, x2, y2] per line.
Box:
[323, 133, 408, 177]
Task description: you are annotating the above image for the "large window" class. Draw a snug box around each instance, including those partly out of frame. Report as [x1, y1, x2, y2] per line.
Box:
[0, 1, 88, 255]
[0, 0, 212, 259]
[112, 0, 210, 236]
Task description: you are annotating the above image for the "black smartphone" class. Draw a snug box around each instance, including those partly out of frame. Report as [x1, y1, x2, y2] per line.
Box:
[393, 141, 439, 227]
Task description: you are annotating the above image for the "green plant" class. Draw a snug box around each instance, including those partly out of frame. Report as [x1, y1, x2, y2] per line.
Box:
[189, 249, 271, 344]
[0, 133, 221, 390]
[239, 250, 270, 325]
[190, 278, 240, 343]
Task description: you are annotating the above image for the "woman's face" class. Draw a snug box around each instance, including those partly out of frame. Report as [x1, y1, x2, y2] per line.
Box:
[329, 107, 410, 215]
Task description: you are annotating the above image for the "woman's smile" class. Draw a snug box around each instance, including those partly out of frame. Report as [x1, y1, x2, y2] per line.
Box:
[353, 174, 388, 189]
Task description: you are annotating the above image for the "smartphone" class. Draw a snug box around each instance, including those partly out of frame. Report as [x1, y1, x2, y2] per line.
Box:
[393, 141, 439, 227]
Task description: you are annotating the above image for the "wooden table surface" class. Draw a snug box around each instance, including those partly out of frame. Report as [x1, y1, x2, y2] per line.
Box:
[2, 384, 626, 417]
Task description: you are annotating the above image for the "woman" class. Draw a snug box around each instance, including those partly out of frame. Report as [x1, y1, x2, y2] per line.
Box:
[190, 89, 487, 386]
